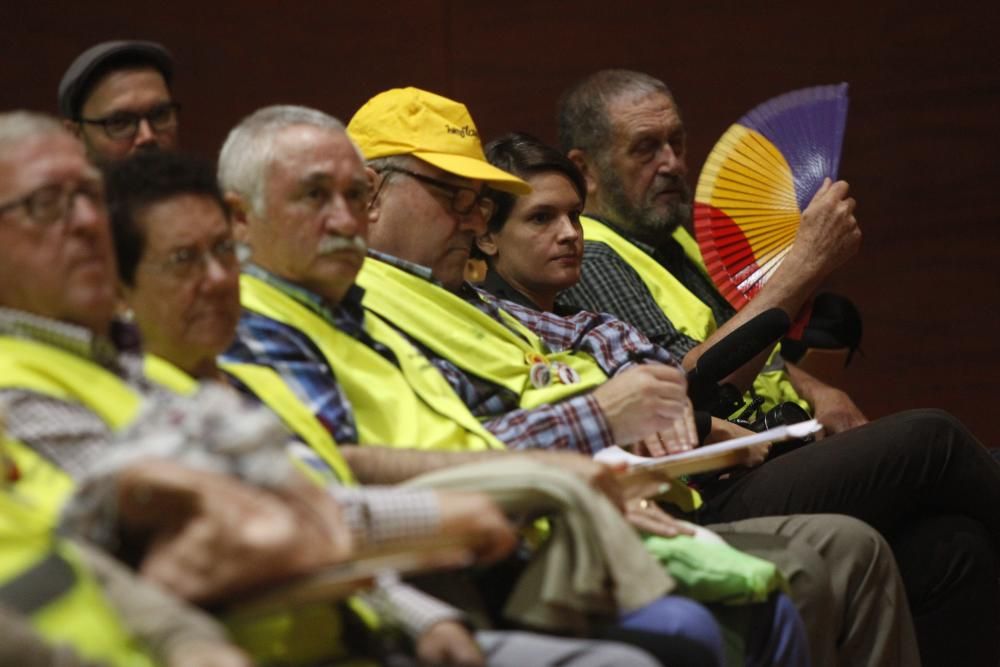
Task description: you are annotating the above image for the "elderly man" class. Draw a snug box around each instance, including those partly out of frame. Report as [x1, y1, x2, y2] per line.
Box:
[343, 85, 1000, 667]
[220, 104, 819, 667]
[217, 95, 921, 665]
[554, 69, 1000, 665]
[0, 111, 667, 667]
[557, 69, 861, 431]
[58, 40, 179, 163]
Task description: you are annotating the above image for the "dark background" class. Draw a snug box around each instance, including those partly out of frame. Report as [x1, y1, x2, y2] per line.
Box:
[3, 1, 999, 444]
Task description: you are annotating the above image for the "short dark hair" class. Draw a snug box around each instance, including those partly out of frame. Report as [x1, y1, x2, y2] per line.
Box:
[556, 69, 673, 156]
[483, 132, 587, 235]
[104, 151, 226, 285]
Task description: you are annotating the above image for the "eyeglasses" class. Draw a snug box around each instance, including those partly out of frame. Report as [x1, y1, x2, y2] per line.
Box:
[0, 179, 105, 226]
[377, 166, 496, 222]
[148, 238, 243, 280]
[79, 102, 181, 141]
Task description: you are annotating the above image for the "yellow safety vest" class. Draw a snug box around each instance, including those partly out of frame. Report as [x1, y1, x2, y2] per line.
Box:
[0, 336, 141, 430]
[355, 259, 700, 512]
[0, 336, 141, 519]
[221, 361, 357, 486]
[580, 217, 808, 414]
[239, 273, 504, 452]
[0, 486, 156, 667]
[0, 339, 371, 666]
[143, 354, 356, 487]
[142, 353, 198, 394]
[358, 257, 608, 409]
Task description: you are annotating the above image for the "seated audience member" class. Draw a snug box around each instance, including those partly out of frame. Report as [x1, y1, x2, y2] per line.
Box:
[557, 69, 860, 430]
[59, 40, 180, 164]
[477, 130, 1000, 666]
[0, 111, 665, 667]
[107, 147, 749, 667]
[209, 106, 813, 665]
[217, 101, 913, 666]
[0, 442, 250, 667]
[346, 85, 1000, 667]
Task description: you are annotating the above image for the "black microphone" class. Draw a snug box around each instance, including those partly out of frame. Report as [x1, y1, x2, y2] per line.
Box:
[687, 308, 791, 412]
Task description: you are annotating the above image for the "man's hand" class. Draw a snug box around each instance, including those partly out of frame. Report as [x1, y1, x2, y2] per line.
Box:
[625, 499, 695, 538]
[592, 365, 697, 449]
[705, 418, 770, 467]
[118, 460, 353, 604]
[435, 491, 518, 565]
[785, 363, 868, 437]
[791, 178, 861, 279]
[416, 620, 484, 667]
[167, 640, 253, 667]
[810, 387, 868, 436]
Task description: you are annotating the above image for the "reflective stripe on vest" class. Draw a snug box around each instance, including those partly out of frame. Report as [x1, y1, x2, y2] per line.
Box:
[0, 491, 155, 667]
[581, 218, 807, 413]
[0, 550, 75, 614]
[357, 257, 608, 409]
[239, 273, 503, 452]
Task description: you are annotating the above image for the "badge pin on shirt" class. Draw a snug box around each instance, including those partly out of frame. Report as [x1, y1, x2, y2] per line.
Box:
[554, 362, 581, 385]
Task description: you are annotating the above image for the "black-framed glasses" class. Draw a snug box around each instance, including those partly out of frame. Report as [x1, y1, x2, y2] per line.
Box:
[377, 166, 496, 222]
[0, 179, 105, 226]
[79, 102, 181, 141]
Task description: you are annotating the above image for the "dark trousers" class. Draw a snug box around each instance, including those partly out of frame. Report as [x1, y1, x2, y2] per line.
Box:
[697, 408, 1000, 667]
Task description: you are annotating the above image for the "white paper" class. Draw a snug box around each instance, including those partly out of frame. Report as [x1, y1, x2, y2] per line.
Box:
[594, 419, 822, 469]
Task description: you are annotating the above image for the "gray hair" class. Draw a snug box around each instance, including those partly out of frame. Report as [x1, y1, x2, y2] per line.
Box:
[367, 153, 417, 185]
[217, 105, 349, 215]
[0, 111, 69, 155]
[557, 69, 673, 157]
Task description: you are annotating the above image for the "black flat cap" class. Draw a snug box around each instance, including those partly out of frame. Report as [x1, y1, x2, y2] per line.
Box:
[58, 40, 173, 119]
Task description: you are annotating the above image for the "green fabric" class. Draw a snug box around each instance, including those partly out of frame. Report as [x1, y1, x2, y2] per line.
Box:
[642, 534, 786, 604]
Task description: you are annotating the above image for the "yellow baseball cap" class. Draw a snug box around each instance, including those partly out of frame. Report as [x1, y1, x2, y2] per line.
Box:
[347, 87, 530, 195]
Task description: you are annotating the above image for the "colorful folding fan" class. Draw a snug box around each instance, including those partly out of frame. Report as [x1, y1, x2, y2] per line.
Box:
[693, 83, 849, 310]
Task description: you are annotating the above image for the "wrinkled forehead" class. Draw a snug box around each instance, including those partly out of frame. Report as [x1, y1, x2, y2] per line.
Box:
[0, 131, 97, 198]
[267, 124, 366, 183]
[607, 91, 682, 136]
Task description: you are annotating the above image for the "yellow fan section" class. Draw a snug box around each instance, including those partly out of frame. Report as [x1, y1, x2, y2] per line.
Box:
[696, 125, 800, 287]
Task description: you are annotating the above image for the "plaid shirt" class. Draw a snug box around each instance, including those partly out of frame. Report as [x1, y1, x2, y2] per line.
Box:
[367, 252, 677, 455]
[557, 217, 710, 359]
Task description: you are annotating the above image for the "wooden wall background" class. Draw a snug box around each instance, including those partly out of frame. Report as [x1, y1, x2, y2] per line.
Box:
[3, 1, 999, 445]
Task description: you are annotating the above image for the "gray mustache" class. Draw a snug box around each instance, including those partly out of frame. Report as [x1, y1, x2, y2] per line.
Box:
[317, 235, 367, 255]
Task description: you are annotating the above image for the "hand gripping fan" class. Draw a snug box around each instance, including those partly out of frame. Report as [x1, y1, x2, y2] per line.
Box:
[693, 83, 849, 310]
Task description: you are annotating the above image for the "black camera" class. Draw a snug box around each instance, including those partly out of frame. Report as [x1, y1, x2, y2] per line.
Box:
[735, 400, 815, 460]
